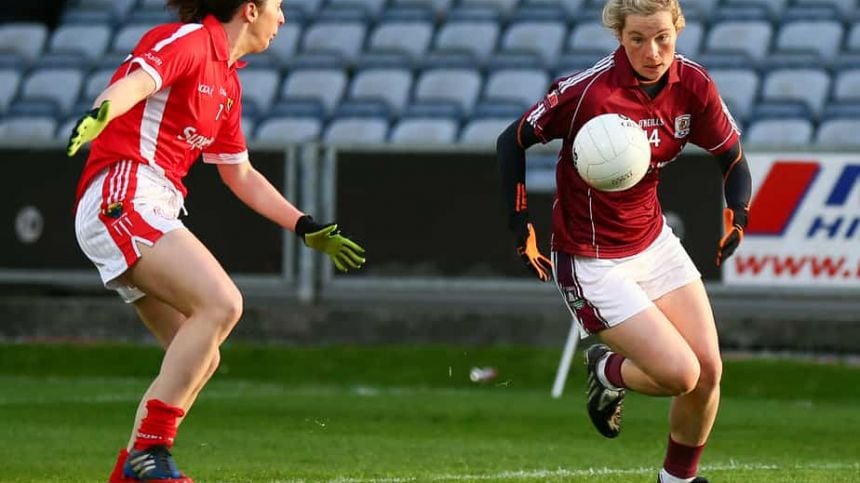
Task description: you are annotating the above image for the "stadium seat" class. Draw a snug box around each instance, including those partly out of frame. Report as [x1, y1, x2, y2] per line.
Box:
[471, 101, 526, 120]
[745, 119, 813, 147]
[782, 4, 840, 21]
[262, 23, 301, 67]
[323, 117, 390, 144]
[846, 24, 860, 52]
[750, 100, 813, 121]
[486, 51, 544, 70]
[833, 69, 860, 103]
[348, 68, 413, 116]
[327, 0, 388, 19]
[389, 118, 459, 144]
[709, 69, 759, 122]
[389, 0, 454, 17]
[301, 22, 367, 66]
[676, 21, 703, 58]
[254, 117, 322, 144]
[820, 102, 860, 120]
[704, 21, 772, 63]
[0, 69, 22, 115]
[367, 21, 434, 62]
[722, 0, 788, 18]
[414, 68, 482, 116]
[334, 99, 393, 120]
[48, 25, 112, 64]
[555, 52, 611, 75]
[280, 68, 348, 116]
[460, 0, 521, 16]
[761, 69, 830, 119]
[78, 0, 135, 17]
[509, 4, 568, 22]
[20, 68, 83, 116]
[483, 69, 549, 110]
[60, 7, 114, 26]
[0, 23, 48, 63]
[239, 69, 280, 118]
[499, 21, 567, 68]
[815, 119, 860, 147]
[433, 21, 500, 65]
[679, 0, 720, 18]
[447, 5, 503, 21]
[112, 24, 155, 55]
[0, 117, 57, 143]
[403, 100, 464, 119]
[459, 118, 512, 145]
[568, 22, 617, 55]
[316, 5, 372, 22]
[773, 21, 843, 63]
[520, 0, 587, 17]
[795, 0, 855, 16]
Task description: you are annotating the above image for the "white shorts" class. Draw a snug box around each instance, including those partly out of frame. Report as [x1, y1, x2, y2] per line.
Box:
[75, 161, 185, 303]
[552, 222, 701, 336]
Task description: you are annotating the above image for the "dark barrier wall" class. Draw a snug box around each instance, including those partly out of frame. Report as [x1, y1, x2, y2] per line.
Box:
[1, 150, 284, 274]
[336, 150, 723, 280]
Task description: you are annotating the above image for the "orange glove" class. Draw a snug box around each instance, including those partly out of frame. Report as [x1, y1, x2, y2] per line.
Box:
[716, 207, 747, 266]
[514, 215, 553, 282]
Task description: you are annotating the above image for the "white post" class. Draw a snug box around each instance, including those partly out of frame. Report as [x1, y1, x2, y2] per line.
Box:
[551, 320, 580, 398]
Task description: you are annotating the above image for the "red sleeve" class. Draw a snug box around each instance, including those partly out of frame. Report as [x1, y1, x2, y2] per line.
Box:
[523, 78, 580, 143]
[128, 24, 205, 92]
[203, 82, 248, 164]
[688, 77, 741, 155]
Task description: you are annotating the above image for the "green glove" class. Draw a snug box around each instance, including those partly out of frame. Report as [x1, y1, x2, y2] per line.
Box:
[296, 215, 366, 272]
[67, 101, 111, 157]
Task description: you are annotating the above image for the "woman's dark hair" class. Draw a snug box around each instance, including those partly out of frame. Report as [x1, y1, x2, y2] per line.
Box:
[166, 0, 266, 23]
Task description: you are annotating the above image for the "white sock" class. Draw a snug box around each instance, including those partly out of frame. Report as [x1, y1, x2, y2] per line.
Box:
[658, 468, 695, 483]
[595, 353, 621, 390]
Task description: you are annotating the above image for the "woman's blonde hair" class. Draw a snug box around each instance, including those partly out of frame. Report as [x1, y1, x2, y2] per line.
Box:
[602, 0, 685, 35]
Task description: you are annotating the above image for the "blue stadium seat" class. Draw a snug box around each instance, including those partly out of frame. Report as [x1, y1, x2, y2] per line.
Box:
[255, 117, 322, 144]
[327, 0, 388, 20]
[746, 118, 813, 147]
[816, 119, 860, 147]
[380, 5, 436, 22]
[112, 24, 154, 55]
[414, 68, 482, 116]
[500, 21, 567, 68]
[761, 69, 830, 119]
[820, 102, 860, 121]
[446, 5, 503, 21]
[389, 118, 459, 144]
[280, 68, 347, 117]
[704, 21, 773, 64]
[60, 7, 115, 26]
[334, 99, 393, 120]
[389, 0, 454, 18]
[433, 21, 500, 66]
[20, 68, 84, 116]
[267, 98, 327, 120]
[83, 68, 115, 102]
[782, 4, 840, 21]
[521, 0, 586, 19]
[0, 69, 21, 115]
[324, 117, 389, 144]
[833, 69, 860, 103]
[509, 4, 569, 22]
[301, 22, 367, 66]
[402, 100, 464, 120]
[316, 6, 372, 23]
[723, 0, 787, 17]
[348, 68, 413, 117]
[8, 99, 59, 118]
[568, 22, 617, 55]
[773, 21, 843, 64]
[239, 69, 280, 118]
[794, 0, 855, 17]
[0, 116, 57, 143]
[48, 25, 112, 65]
[471, 101, 526, 120]
[78, 0, 136, 21]
[710, 4, 770, 21]
[460, 118, 513, 145]
[750, 100, 813, 121]
[486, 52, 545, 70]
[262, 23, 301, 67]
[0, 23, 48, 64]
[367, 21, 434, 63]
[483, 69, 550, 110]
[709, 69, 759, 123]
[676, 21, 703, 58]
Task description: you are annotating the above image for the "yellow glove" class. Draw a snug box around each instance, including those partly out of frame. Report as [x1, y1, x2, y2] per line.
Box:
[67, 101, 111, 157]
[296, 215, 366, 272]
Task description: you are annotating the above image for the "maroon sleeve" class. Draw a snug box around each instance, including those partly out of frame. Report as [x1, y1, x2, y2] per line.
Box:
[523, 78, 581, 143]
[688, 77, 740, 155]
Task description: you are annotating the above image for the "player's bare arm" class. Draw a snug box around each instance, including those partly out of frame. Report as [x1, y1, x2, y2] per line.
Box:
[92, 69, 157, 122]
[216, 161, 305, 231]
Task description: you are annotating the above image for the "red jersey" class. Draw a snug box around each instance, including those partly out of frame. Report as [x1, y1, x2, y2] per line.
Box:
[76, 14, 247, 202]
[524, 47, 740, 258]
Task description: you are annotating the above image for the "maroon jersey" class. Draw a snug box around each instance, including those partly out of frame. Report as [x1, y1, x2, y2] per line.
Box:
[76, 14, 247, 203]
[525, 47, 739, 258]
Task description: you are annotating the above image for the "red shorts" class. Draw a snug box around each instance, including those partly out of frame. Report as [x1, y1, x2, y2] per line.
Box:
[75, 161, 185, 303]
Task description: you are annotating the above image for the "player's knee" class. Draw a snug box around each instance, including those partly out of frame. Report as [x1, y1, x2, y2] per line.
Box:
[695, 356, 722, 393]
[205, 287, 243, 334]
[660, 358, 700, 396]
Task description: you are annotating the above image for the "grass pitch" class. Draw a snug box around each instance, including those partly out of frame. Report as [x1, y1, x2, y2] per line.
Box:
[0, 343, 858, 482]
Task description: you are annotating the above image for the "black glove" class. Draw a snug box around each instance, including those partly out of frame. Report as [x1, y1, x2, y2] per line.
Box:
[511, 212, 553, 282]
[716, 207, 747, 266]
[295, 215, 365, 272]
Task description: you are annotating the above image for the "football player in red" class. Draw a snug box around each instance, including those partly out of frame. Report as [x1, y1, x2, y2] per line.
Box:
[496, 0, 751, 481]
[67, 1, 365, 481]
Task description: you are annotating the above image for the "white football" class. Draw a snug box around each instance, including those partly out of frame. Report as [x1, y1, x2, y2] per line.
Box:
[572, 113, 651, 192]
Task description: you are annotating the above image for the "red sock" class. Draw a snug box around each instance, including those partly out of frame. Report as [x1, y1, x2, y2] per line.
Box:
[604, 353, 627, 389]
[663, 436, 705, 479]
[133, 399, 185, 450]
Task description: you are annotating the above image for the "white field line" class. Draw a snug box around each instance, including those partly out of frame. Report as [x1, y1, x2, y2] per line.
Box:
[313, 461, 858, 483]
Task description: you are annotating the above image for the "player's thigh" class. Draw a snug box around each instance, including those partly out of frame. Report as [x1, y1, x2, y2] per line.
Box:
[134, 295, 187, 349]
[600, 305, 700, 390]
[119, 228, 241, 319]
[654, 280, 722, 386]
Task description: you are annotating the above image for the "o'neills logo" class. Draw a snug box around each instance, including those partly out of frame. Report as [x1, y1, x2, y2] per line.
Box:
[178, 126, 215, 150]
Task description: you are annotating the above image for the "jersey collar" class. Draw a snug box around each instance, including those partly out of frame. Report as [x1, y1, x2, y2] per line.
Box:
[612, 46, 679, 87]
[202, 14, 247, 69]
